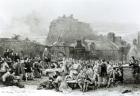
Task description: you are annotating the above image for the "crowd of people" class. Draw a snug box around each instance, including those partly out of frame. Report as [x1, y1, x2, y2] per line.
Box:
[0, 49, 44, 88]
[1, 48, 139, 93]
[38, 57, 124, 92]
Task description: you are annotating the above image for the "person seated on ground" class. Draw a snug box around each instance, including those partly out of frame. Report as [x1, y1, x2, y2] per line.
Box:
[24, 58, 34, 81]
[83, 67, 92, 92]
[86, 65, 95, 90]
[77, 67, 89, 92]
[37, 76, 54, 90]
[69, 69, 78, 80]
[14, 59, 25, 81]
[65, 71, 78, 89]
[65, 74, 72, 81]
[2, 69, 24, 88]
[0, 58, 9, 81]
[53, 72, 63, 91]
[86, 65, 94, 81]
[68, 61, 80, 78]
[59, 75, 72, 93]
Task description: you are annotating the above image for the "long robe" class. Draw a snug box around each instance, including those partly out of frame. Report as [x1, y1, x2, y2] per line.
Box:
[15, 63, 25, 76]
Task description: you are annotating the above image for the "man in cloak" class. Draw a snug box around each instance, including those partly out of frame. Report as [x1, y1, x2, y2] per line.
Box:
[42, 48, 51, 68]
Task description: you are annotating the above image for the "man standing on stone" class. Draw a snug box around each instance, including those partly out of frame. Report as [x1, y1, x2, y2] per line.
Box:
[129, 56, 139, 82]
[42, 48, 51, 68]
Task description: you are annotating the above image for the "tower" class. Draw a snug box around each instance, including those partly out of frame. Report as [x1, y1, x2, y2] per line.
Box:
[107, 32, 115, 42]
[138, 32, 140, 49]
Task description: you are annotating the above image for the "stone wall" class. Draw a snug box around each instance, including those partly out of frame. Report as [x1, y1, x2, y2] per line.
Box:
[123, 66, 140, 84]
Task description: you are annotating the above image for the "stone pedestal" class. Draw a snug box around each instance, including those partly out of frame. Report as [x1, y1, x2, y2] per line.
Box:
[123, 66, 140, 83]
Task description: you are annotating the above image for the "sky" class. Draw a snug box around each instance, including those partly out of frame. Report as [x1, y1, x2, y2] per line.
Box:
[0, 0, 140, 44]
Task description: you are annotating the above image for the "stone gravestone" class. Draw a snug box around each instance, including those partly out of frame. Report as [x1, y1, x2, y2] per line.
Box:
[123, 66, 140, 83]
[123, 66, 135, 83]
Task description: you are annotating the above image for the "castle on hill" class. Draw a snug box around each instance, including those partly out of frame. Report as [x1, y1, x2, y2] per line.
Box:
[46, 15, 130, 61]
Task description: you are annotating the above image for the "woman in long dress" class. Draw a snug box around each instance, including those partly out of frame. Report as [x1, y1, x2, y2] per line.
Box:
[33, 61, 41, 78]
[59, 75, 72, 93]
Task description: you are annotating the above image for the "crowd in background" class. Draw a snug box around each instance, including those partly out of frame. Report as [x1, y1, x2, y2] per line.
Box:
[0, 49, 44, 88]
[1, 48, 138, 93]
[38, 56, 124, 92]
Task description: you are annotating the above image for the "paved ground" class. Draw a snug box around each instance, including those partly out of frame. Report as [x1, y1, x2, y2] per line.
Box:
[0, 77, 140, 96]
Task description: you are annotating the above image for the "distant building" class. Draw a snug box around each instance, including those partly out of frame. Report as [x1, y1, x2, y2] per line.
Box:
[46, 15, 130, 61]
[84, 39, 120, 60]
[48, 41, 74, 60]
[0, 38, 45, 57]
[74, 40, 86, 59]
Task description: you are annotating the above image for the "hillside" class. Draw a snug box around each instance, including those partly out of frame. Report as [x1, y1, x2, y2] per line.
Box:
[46, 15, 97, 45]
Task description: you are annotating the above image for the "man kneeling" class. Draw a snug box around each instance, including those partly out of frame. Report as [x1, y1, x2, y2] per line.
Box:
[2, 70, 24, 88]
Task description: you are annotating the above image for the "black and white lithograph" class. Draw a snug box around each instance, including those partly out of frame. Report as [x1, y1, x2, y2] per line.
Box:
[0, 0, 140, 96]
